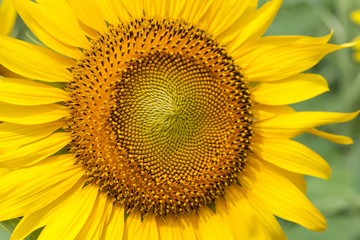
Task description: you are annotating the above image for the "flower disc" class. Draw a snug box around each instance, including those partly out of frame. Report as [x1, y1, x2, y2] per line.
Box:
[66, 18, 253, 217]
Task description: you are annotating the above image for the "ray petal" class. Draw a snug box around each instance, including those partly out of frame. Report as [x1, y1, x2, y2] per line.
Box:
[205, 0, 257, 40]
[307, 128, 354, 145]
[119, 0, 144, 19]
[0, 154, 83, 221]
[178, 0, 214, 24]
[101, 204, 125, 240]
[94, 0, 124, 25]
[256, 111, 359, 138]
[37, 185, 99, 240]
[253, 139, 331, 179]
[0, 132, 70, 168]
[0, 102, 68, 125]
[247, 160, 327, 231]
[252, 74, 329, 105]
[157, 216, 184, 240]
[0, 120, 63, 152]
[0, 36, 74, 82]
[223, 185, 286, 239]
[238, 36, 349, 82]
[74, 193, 112, 240]
[11, 0, 90, 48]
[143, 0, 168, 18]
[0, 0, 17, 36]
[195, 206, 236, 240]
[0, 78, 68, 106]
[10, 178, 86, 240]
[228, 0, 283, 54]
[67, 0, 108, 34]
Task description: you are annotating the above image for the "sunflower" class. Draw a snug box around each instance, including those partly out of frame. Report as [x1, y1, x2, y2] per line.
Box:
[0, 0, 358, 239]
[351, 10, 360, 62]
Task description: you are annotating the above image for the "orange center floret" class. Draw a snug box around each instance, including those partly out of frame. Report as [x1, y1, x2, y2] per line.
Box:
[66, 18, 253, 217]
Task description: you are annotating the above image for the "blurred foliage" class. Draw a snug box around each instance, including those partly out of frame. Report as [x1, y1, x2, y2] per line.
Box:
[1, 0, 360, 239]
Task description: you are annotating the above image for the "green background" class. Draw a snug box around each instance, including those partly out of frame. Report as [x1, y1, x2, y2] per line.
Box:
[1, 0, 360, 239]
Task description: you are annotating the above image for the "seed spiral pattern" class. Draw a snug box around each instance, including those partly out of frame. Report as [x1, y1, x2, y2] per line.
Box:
[65, 18, 253, 217]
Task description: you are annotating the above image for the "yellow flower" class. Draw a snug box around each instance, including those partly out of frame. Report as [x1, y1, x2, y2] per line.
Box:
[0, 0, 358, 239]
[351, 10, 360, 62]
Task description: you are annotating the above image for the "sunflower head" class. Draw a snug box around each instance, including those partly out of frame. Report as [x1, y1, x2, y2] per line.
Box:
[65, 18, 254, 217]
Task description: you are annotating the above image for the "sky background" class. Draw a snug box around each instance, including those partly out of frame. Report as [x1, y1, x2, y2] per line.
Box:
[1, 0, 360, 239]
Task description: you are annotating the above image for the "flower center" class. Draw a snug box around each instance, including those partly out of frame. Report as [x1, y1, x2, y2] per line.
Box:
[66, 18, 253, 217]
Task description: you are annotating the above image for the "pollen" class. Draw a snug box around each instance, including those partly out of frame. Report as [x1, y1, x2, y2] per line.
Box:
[65, 18, 253, 217]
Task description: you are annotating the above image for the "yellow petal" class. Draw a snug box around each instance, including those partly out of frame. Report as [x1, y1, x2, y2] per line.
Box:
[0, 35, 75, 82]
[179, 0, 214, 24]
[256, 111, 359, 139]
[307, 128, 354, 145]
[0, 120, 63, 151]
[205, 0, 257, 40]
[11, 177, 86, 240]
[157, 216, 184, 240]
[0, 65, 25, 78]
[217, 189, 265, 239]
[11, 0, 90, 48]
[0, 102, 68, 125]
[0, 132, 69, 168]
[135, 215, 159, 240]
[239, 36, 348, 82]
[166, 0, 187, 19]
[245, 193, 288, 240]
[222, 184, 287, 239]
[37, 185, 99, 240]
[228, 0, 283, 55]
[94, 0, 125, 25]
[195, 206, 236, 240]
[252, 106, 355, 145]
[101, 204, 125, 240]
[0, 168, 9, 177]
[123, 211, 142, 240]
[74, 193, 112, 240]
[0, 78, 68, 105]
[248, 159, 327, 231]
[253, 104, 295, 121]
[252, 74, 329, 105]
[68, 0, 108, 34]
[143, 0, 168, 18]
[123, 214, 160, 240]
[0, 0, 17, 36]
[176, 214, 197, 240]
[253, 139, 331, 179]
[252, 32, 333, 46]
[9, 0, 82, 59]
[119, 0, 144, 19]
[0, 154, 83, 221]
[266, 161, 307, 194]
